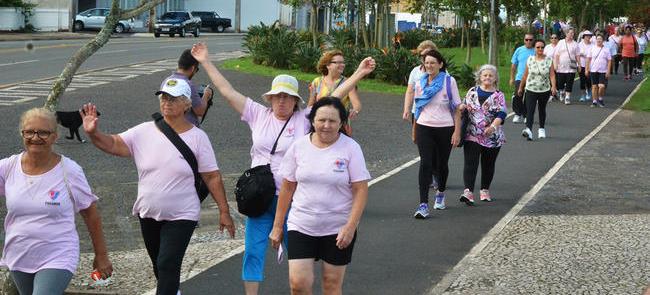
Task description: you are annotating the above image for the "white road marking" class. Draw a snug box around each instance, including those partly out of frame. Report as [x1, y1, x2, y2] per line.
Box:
[0, 59, 39, 67]
[427, 77, 648, 295]
[96, 49, 129, 55]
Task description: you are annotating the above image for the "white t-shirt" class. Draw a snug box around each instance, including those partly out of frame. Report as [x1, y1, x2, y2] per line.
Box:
[241, 98, 311, 194]
[408, 65, 425, 114]
[414, 75, 462, 128]
[0, 154, 97, 273]
[544, 44, 557, 59]
[555, 39, 580, 73]
[587, 45, 612, 73]
[119, 122, 218, 221]
[279, 134, 370, 236]
[578, 41, 593, 67]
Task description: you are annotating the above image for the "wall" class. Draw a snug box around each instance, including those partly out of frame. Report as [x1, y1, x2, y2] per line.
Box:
[0, 8, 24, 31]
[184, 0, 281, 31]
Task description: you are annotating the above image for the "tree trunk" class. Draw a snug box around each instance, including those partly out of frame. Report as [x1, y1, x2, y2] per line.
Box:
[44, 0, 165, 110]
[360, 0, 369, 48]
[311, 3, 318, 47]
[465, 20, 472, 64]
[148, 7, 155, 33]
[480, 12, 486, 54]
[460, 17, 465, 49]
[488, 0, 498, 66]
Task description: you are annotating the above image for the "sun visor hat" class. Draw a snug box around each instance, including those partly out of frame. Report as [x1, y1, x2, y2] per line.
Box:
[155, 78, 192, 99]
[263, 74, 304, 103]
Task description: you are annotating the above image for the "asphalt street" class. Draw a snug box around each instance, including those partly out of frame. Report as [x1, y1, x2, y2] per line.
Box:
[0, 35, 244, 86]
[180, 75, 643, 294]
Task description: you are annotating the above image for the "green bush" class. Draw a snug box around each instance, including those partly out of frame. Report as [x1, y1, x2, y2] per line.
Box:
[328, 27, 356, 50]
[400, 29, 435, 50]
[375, 48, 420, 85]
[499, 26, 531, 49]
[292, 42, 321, 73]
[433, 28, 481, 48]
[243, 22, 298, 69]
[297, 30, 326, 47]
[450, 63, 476, 90]
[342, 47, 383, 79]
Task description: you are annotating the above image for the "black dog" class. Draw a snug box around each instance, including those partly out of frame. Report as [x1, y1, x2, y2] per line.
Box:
[55, 110, 100, 143]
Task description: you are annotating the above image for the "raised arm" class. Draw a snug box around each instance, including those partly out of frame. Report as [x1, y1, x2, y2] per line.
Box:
[331, 57, 376, 99]
[81, 103, 131, 157]
[191, 42, 247, 114]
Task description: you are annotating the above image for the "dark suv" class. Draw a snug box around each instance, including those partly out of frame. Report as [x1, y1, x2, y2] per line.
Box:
[191, 11, 231, 33]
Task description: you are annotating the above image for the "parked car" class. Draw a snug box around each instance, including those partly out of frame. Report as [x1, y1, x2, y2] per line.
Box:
[191, 11, 232, 33]
[154, 11, 201, 38]
[74, 8, 135, 33]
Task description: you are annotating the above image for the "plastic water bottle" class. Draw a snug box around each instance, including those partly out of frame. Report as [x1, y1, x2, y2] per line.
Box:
[90, 270, 112, 287]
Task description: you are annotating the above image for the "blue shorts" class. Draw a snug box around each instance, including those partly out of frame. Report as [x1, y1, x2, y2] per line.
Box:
[242, 196, 288, 282]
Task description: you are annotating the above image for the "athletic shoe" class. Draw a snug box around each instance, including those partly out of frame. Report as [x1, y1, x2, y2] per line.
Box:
[564, 98, 571, 105]
[512, 115, 523, 124]
[430, 176, 438, 189]
[591, 101, 597, 108]
[459, 189, 475, 206]
[579, 95, 587, 102]
[538, 128, 546, 139]
[480, 189, 492, 202]
[414, 203, 430, 219]
[522, 128, 533, 141]
[523, 117, 527, 124]
[433, 192, 446, 210]
[598, 100, 605, 108]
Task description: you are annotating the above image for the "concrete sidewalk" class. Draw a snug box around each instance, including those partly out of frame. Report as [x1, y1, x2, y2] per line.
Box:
[433, 81, 650, 294]
[0, 31, 245, 42]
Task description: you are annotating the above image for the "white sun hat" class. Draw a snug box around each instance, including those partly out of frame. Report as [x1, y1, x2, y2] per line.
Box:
[155, 77, 192, 101]
[263, 74, 304, 103]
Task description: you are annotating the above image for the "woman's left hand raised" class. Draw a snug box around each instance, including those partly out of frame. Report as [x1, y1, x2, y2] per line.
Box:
[356, 57, 376, 77]
[451, 130, 461, 147]
[336, 225, 356, 250]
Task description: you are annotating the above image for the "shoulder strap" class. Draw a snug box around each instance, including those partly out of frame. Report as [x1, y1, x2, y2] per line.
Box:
[61, 157, 78, 213]
[271, 114, 292, 156]
[445, 75, 455, 114]
[151, 112, 203, 199]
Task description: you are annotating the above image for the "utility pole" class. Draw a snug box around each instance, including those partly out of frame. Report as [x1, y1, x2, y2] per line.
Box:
[488, 0, 498, 66]
[235, 0, 241, 33]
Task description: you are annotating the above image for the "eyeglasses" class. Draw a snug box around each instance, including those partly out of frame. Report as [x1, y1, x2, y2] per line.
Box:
[330, 61, 345, 65]
[525, 39, 533, 41]
[550, 37, 558, 39]
[535, 46, 544, 49]
[159, 95, 183, 103]
[21, 130, 53, 139]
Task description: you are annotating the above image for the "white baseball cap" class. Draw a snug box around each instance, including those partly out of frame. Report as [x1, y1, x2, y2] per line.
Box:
[155, 78, 192, 99]
[263, 74, 303, 103]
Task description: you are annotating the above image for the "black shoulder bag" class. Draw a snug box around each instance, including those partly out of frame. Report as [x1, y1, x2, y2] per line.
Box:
[235, 114, 292, 217]
[152, 112, 210, 202]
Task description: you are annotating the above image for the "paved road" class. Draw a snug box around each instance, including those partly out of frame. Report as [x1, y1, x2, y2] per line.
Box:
[0, 35, 243, 86]
[180, 75, 643, 294]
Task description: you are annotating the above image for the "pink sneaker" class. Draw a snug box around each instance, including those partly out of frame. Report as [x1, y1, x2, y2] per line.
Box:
[459, 189, 475, 206]
[480, 189, 492, 202]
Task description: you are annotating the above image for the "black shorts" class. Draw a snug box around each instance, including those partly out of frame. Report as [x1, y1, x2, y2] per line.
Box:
[557, 72, 576, 92]
[287, 230, 357, 266]
[590, 72, 607, 85]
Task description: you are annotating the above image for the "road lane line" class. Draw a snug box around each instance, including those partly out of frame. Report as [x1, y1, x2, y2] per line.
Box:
[0, 60, 39, 67]
[96, 49, 129, 55]
[427, 77, 647, 295]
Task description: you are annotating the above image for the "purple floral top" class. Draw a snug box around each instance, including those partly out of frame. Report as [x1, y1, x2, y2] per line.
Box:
[463, 86, 507, 148]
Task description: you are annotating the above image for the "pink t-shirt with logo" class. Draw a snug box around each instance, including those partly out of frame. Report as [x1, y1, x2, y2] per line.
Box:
[119, 122, 218, 221]
[241, 98, 311, 194]
[587, 45, 612, 73]
[0, 153, 97, 273]
[279, 134, 371, 236]
[414, 75, 461, 128]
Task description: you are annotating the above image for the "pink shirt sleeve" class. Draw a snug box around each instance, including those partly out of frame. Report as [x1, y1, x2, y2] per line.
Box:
[450, 76, 462, 108]
[196, 131, 219, 173]
[347, 141, 371, 183]
[64, 158, 99, 212]
[279, 141, 298, 182]
[0, 157, 11, 196]
[241, 97, 266, 126]
[118, 123, 143, 155]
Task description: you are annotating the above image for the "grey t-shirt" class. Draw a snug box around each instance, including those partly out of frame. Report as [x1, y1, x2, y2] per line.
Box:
[162, 72, 202, 126]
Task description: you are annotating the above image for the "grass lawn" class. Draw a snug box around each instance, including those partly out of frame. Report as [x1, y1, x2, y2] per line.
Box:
[221, 46, 518, 98]
[624, 77, 650, 112]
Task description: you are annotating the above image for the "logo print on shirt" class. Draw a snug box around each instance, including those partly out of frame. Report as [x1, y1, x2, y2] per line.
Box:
[285, 127, 295, 137]
[333, 158, 346, 172]
[49, 190, 60, 201]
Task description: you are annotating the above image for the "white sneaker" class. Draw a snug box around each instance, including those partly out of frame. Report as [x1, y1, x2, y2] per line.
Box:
[538, 128, 546, 138]
[513, 115, 522, 123]
[564, 98, 571, 105]
[522, 128, 533, 141]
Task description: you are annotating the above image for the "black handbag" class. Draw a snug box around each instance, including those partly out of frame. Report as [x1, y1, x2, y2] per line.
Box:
[152, 113, 210, 202]
[235, 114, 292, 217]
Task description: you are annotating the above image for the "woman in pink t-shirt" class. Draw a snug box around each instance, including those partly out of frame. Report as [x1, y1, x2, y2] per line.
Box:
[190, 42, 375, 294]
[82, 77, 235, 295]
[1, 108, 112, 294]
[586, 34, 612, 107]
[269, 97, 371, 295]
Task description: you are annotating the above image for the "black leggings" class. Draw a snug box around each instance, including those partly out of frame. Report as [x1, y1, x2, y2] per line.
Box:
[525, 90, 550, 130]
[463, 141, 501, 192]
[139, 217, 197, 295]
[416, 124, 454, 203]
[556, 72, 575, 92]
[578, 67, 592, 90]
[511, 80, 526, 116]
[612, 54, 621, 74]
[623, 57, 635, 76]
[636, 53, 645, 70]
